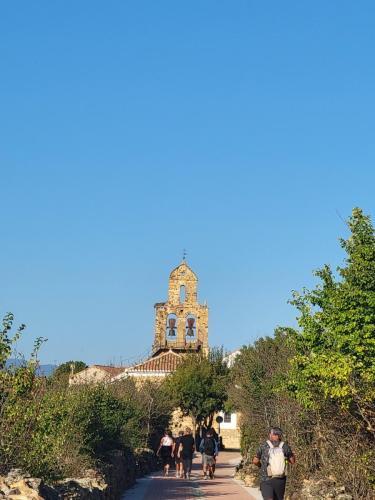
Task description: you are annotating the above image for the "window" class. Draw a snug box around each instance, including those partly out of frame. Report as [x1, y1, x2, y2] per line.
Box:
[180, 285, 186, 303]
[224, 412, 232, 423]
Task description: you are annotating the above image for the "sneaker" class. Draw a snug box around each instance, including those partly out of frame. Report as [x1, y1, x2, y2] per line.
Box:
[204, 475, 208, 480]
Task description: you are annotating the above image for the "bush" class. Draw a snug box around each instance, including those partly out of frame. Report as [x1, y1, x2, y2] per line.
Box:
[0, 315, 173, 480]
[230, 208, 375, 499]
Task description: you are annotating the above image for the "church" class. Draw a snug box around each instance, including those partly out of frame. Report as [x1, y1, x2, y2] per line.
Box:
[70, 260, 241, 449]
[114, 259, 208, 378]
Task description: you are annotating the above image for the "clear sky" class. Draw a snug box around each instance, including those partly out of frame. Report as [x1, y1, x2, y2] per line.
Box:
[1, 1, 375, 365]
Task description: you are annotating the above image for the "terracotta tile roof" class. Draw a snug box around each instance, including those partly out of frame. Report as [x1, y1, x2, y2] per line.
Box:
[92, 365, 127, 376]
[128, 351, 183, 373]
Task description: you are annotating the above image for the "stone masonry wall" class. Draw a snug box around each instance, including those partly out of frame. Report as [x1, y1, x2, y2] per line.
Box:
[153, 262, 208, 352]
[0, 449, 159, 500]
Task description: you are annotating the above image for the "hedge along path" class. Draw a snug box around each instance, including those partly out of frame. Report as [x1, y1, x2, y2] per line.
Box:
[122, 451, 260, 499]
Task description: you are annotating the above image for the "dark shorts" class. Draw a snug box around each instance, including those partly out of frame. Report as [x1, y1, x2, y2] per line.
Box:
[182, 456, 193, 473]
[160, 446, 173, 466]
[260, 477, 287, 500]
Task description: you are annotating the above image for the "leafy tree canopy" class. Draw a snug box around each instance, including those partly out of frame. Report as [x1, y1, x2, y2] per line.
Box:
[166, 347, 229, 429]
[53, 361, 87, 378]
[50, 361, 87, 387]
[0, 313, 26, 370]
[289, 207, 375, 432]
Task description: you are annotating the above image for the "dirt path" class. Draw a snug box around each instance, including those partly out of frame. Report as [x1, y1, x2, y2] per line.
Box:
[122, 450, 262, 499]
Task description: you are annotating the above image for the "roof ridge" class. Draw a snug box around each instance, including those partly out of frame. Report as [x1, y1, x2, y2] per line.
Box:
[169, 261, 197, 279]
[93, 364, 119, 368]
[163, 349, 183, 357]
[126, 350, 184, 373]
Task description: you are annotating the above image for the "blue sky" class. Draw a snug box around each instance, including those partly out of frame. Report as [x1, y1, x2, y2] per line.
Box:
[1, 1, 375, 365]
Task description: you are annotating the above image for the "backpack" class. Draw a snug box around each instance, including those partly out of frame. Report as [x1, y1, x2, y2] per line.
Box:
[266, 440, 286, 478]
[203, 437, 215, 456]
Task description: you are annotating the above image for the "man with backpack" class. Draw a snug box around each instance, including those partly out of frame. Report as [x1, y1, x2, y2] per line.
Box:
[206, 426, 219, 476]
[199, 428, 219, 479]
[253, 427, 295, 500]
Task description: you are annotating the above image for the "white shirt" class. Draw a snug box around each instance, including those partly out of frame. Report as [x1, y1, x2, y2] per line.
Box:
[161, 436, 173, 446]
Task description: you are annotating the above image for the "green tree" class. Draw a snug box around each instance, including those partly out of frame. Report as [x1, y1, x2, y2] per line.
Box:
[229, 328, 299, 452]
[51, 360, 87, 386]
[111, 378, 173, 449]
[166, 347, 229, 433]
[289, 207, 375, 433]
[0, 313, 26, 370]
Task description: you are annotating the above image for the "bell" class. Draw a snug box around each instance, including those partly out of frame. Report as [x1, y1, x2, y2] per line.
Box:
[187, 317, 195, 328]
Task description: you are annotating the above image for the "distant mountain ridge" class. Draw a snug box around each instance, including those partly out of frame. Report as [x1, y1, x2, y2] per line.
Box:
[5, 359, 57, 376]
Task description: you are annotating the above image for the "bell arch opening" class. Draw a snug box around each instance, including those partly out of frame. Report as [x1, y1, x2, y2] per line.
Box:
[185, 313, 197, 341]
[166, 313, 178, 339]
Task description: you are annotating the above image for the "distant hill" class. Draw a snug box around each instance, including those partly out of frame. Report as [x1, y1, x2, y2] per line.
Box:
[5, 359, 57, 377]
[37, 364, 57, 376]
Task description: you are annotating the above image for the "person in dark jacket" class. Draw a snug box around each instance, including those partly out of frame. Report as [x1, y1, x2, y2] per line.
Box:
[173, 430, 184, 478]
[178, 427, 195, 479]
[253, 427, 295, 500]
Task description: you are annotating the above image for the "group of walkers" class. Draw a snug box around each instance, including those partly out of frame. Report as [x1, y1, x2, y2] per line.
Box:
[157, 425, 295, 500]
[156, 426, 219, 480]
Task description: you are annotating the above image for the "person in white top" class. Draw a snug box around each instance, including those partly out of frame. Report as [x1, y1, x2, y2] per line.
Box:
[157, 430, 174, 476]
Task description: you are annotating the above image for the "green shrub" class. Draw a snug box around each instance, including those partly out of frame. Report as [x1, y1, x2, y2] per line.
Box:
[0, 315, 173, 480]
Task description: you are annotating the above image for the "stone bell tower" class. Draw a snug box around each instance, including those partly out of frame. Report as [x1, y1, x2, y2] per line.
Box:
[152, 261, 208, 356]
